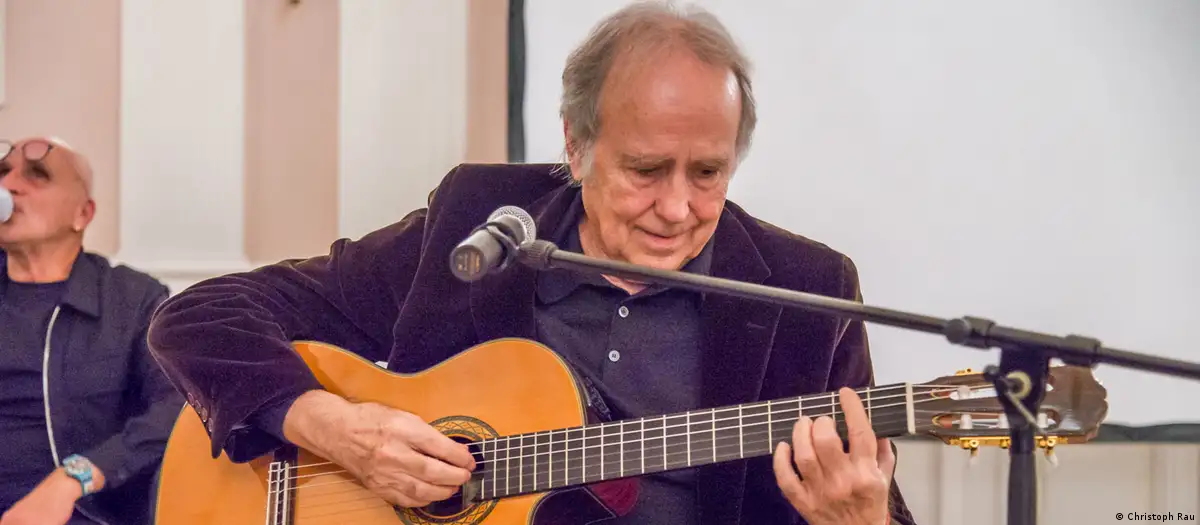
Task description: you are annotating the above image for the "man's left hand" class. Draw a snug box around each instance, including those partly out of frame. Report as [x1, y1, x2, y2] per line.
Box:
[772, 387, 894, 525]
[0, 470, 85, 525]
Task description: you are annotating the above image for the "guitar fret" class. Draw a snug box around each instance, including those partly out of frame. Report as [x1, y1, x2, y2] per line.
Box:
[641, 417, 665, 474]
[640, 417, 646, 475]
[552, 430, 563, 490]
[797, 396, 803, 441]
[567, 427, 584, 486]
[906, 383, 915, 434]
[600, 424, 606, 481]
[868, 388, 878, 424]
[741, 402, 769, 455]
[479, 440, 488, 500]
[738, 405, 744, 458]
[766, 400, 773, 452]
[686, 412, 692, 467]
[619, 421, 624, 478]
[665, 414, 686, 470]
[660, 417, 668, 471]
[533, 432, 544, 492]
[830, 392, 839, 435]
[602, 423, 621, 482]
[592, 425, 607, 483]
[710, 408, 717, 463]
[688, 410, 714, 467]
[713, 406, 741, 463]
[621, 418, 642, 478]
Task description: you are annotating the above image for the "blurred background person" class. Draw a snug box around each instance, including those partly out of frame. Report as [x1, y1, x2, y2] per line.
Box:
[0, 137, 182, 525]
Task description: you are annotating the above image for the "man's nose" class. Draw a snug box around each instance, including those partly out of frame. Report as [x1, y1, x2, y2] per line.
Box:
[0, 174, 18, 193]
[655, 170, 691, 224]
[1, 169, 27, 194]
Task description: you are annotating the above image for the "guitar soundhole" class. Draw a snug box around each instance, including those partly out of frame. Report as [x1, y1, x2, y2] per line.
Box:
[420, 437, 483, 517]
[395, 416, 497, 525]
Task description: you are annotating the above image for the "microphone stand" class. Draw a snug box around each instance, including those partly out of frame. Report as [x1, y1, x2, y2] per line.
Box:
[512, 239, 1200, 525]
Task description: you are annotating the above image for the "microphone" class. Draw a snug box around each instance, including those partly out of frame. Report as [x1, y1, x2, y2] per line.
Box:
[0, 187, 12, 223]
[449, 206, 537, 282]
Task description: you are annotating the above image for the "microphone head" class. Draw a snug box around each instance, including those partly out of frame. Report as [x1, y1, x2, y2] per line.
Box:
[489, 205, 536, 243]
[0, 187, 12, 224]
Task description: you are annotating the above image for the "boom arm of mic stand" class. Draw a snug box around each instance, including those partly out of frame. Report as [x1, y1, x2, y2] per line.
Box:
[516, 238, 1200, 525]
[519, 239, 1200, 379]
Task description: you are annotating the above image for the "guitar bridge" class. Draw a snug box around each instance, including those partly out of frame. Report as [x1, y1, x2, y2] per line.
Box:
[266, 447, 299, 525]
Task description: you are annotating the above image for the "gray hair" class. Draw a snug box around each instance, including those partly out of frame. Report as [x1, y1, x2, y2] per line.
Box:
[559, 1, 756, 178]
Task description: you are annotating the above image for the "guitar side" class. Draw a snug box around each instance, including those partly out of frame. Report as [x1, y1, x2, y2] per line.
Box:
[152, 338, 615, 525]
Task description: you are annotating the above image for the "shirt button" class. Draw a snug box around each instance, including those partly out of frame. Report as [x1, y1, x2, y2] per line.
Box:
[618, 305, 630, 318]
[608, 350, 621, 362]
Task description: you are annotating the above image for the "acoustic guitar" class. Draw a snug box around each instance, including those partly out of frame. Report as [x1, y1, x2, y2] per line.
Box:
[152, 338, 1107, 524]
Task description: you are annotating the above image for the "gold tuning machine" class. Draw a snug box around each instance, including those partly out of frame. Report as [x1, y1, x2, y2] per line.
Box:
[954, 368, 976, 376]
[950, 436, 1011, 454]
[950, 435, 1062, 465]
[1038, 436, 1060, 466]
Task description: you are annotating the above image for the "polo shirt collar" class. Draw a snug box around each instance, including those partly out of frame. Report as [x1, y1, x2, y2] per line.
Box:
[535, 193, 715, 304]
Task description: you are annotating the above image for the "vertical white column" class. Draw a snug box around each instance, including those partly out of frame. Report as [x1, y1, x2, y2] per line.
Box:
[338, 0, 469, 241]
[117, 0, 249, 293]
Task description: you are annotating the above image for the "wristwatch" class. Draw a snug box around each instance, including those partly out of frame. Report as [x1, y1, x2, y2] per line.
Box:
[61, 454, 98, 496]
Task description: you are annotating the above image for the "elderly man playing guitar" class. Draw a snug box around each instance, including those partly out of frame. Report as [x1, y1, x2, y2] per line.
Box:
[148, 2, 917, 524]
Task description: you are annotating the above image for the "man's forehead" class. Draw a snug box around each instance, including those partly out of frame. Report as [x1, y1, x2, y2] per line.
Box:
[12, 136, 93, 196]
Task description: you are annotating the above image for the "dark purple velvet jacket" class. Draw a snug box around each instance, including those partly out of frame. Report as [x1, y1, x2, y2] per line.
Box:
[147, 163, 917, 524]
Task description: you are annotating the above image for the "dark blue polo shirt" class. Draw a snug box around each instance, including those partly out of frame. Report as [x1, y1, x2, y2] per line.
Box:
[533, 194, 712, 524]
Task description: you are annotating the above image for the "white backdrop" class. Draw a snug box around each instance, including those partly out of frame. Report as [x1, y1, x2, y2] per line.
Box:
[524, 0, 1200, 427]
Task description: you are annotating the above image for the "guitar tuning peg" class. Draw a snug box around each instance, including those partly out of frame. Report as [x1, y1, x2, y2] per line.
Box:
[957, 438, 981, 466]
[1044, 447, 1059, 468]
[1038, 436, 1059, 467]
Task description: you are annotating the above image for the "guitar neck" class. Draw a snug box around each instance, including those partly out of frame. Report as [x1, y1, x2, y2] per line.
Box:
[472, 382, 916, 500]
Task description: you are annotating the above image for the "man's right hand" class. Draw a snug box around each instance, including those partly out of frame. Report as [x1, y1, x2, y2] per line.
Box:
[282, 390, 477, 508]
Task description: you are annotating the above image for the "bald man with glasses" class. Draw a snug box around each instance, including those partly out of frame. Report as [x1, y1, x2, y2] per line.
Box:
[0, 138, 183, 525]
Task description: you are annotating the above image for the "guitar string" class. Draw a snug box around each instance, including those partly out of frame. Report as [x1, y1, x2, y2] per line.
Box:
[286, 410, 917, 500]
[288, 416, 922, 517]
[278, 387, 992, 511]
[285, 401, 958, 507]
[299, 389, 1042, 518]
[274, 388, 917, 486]
[273, 382, 977, 485]
[290, 415, 916, 513]
[278, 382, 996, 512]
[281, 381, 1017, 520]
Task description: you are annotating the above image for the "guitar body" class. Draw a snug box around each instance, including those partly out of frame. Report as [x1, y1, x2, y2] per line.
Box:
[153, 338, 635, 525]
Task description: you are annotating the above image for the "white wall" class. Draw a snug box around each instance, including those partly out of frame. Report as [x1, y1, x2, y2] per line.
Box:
[339, 0, 469, 241]
[891, 440, 1199, 524]
[524, 0, 1200, 428]
[118, 0, 250, 293]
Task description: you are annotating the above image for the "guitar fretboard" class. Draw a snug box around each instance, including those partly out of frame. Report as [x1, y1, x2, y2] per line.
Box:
[471, 383, 916, 500]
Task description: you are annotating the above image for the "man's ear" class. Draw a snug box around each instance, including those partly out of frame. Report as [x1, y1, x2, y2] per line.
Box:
[562, 121, 586, 183]
[562, 120, 577, 161]
[73, 199, 95, 232]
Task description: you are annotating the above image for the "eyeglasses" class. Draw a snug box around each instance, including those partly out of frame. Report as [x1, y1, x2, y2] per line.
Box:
[0, 139, 55, 164]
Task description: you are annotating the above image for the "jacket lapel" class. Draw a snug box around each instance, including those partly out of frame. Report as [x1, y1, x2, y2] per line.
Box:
[696, 207, 778, 524]
[469, 183, 580, 343]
